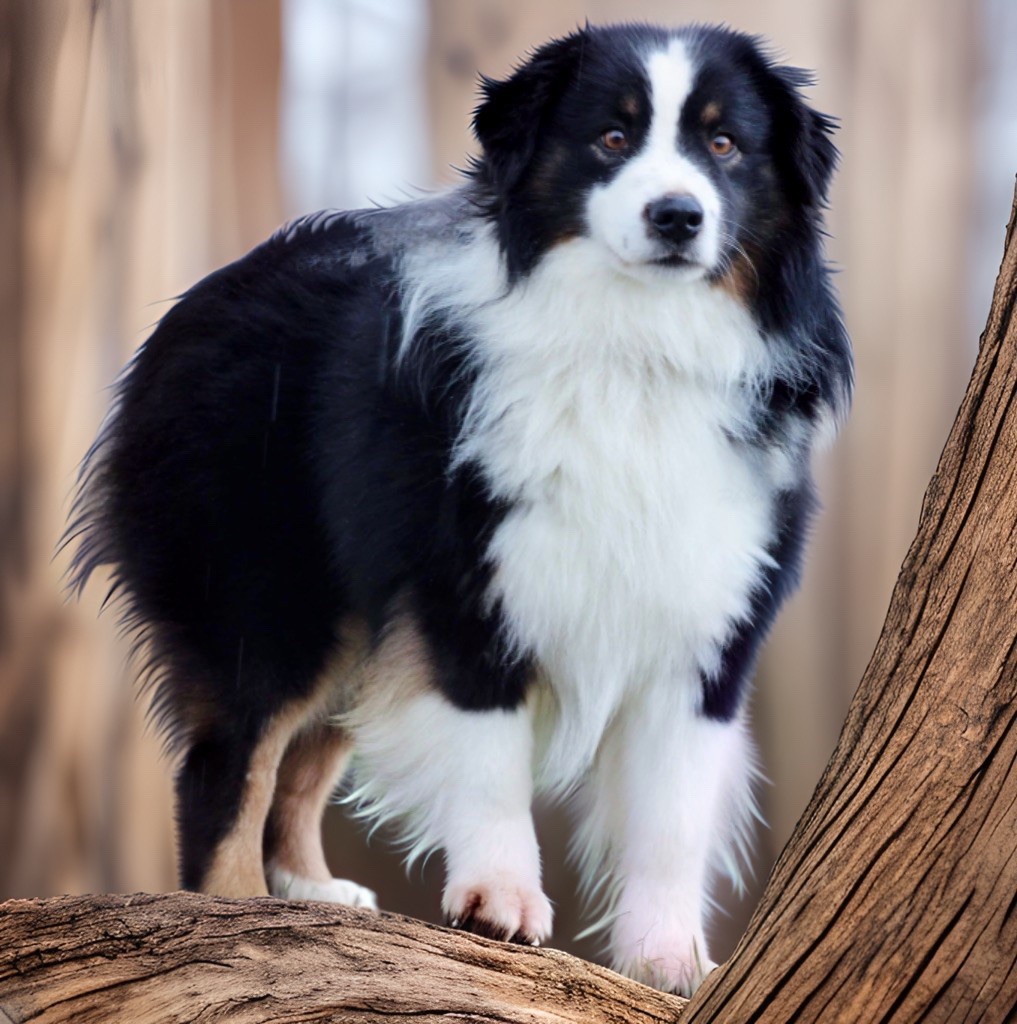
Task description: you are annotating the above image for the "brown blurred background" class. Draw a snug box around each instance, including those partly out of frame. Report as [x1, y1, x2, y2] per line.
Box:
[2, 0, 1015, 967]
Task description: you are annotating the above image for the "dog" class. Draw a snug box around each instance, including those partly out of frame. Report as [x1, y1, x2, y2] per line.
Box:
[67, 22, 852, 995]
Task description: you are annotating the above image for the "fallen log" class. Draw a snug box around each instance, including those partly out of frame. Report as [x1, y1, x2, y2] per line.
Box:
[0, 891, 685, 1023]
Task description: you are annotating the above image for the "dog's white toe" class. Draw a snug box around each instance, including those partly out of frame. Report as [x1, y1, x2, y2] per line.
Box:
[267, 865, 378, 910]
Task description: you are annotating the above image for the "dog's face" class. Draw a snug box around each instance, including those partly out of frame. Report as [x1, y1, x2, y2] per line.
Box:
[473, 24, 837, 285]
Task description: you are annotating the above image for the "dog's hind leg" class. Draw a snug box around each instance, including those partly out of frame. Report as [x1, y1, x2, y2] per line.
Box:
[263, 721, 377, 909]
[177, 695, 320, 896]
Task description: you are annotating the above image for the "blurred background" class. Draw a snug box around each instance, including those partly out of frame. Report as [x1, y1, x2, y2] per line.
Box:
[2, 0, 1016, 966]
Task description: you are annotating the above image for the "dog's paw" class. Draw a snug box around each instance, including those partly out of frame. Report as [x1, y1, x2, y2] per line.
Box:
[613, 927, 717, 996]
[443, 875, 553, 945]
[267, 865, 378, 910]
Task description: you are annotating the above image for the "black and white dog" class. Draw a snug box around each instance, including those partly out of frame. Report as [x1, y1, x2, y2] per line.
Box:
[68, 22, 851, 994]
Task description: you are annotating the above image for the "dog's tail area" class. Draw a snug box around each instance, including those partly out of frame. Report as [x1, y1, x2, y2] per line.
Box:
[59, 353, 191, 750]
[62, 371, 126, 602]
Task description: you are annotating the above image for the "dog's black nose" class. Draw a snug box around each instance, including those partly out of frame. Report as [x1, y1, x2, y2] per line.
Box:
[645, 195, 704, 243]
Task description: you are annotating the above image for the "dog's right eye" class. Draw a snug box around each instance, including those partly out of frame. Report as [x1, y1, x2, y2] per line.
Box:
[710, 133, 738, 158]
[599, 128, 629, 152]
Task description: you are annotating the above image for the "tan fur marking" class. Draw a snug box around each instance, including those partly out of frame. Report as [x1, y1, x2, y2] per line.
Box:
[200, 618, 371, 896]
[320, 617, 373, 715]
[266, 724, 353, 882]
[203, 611, 438, 895]
[713, 248, 759, 306]
[346, 607, 540, 729]
[701, 101, 722, 125]
[339, 611, 437, 732]
[620, 94, 639, 117]
[201, 698, 322, 896]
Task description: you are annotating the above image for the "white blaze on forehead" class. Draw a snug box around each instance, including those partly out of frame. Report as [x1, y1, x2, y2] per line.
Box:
[643, 39, 695, 160]
[583, 37, 723, 274]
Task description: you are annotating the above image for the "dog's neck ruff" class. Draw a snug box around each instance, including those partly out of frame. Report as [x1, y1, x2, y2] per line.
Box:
[399, 214, 781, 787]
[400, 213, 774, 391]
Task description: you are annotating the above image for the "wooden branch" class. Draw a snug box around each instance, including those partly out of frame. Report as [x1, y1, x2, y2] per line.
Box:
[0, 892, 685, 1023]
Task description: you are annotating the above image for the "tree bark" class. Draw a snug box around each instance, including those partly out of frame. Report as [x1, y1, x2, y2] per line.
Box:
[2, 190, 1016, 1024]
[0, 892, 686, 1023]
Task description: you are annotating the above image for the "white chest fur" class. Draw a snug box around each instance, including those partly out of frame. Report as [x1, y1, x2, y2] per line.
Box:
[433, 237, 780, 788]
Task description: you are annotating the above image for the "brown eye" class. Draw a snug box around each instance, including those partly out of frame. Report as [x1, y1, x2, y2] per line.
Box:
[600, 128, 629, 152]
[710, 132, 737, 158]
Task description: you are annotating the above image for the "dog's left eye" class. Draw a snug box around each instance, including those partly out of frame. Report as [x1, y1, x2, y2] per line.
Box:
[600, 128, 629, 152]
[710, 133, 737, 158]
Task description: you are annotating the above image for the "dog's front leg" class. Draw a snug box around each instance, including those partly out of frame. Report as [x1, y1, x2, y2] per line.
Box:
[348, 680, 551, 945]
[573, 682, 757, 995]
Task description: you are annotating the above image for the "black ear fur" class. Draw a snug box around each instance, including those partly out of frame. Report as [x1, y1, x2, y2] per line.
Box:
[768, 64, 839, 210]
[472, 30, 587, 195]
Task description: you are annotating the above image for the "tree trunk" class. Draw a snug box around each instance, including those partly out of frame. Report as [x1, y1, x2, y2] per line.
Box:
[2, 186, 1015, 1022]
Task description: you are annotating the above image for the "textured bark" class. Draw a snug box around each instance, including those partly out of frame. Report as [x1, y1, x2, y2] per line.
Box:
[0, 892, 686, 1023]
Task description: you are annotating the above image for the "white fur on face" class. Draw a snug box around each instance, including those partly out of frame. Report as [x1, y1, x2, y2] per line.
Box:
[585, 40, 723, 277]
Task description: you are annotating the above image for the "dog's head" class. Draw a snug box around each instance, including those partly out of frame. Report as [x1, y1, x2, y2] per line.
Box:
[472, 23, 837, 286]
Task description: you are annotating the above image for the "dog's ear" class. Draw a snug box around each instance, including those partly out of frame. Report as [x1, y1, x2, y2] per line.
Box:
[768, 65, 839, 210]
[472, 30, 586, 195]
